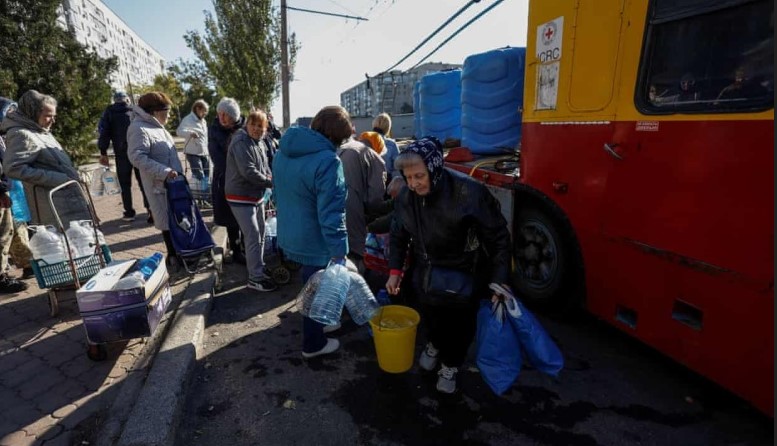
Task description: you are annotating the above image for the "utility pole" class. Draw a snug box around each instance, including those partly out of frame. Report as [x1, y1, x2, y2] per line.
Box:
[280, 0, 290, 129]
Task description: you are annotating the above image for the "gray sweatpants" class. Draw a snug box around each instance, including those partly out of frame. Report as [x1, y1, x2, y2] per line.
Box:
[229, 202, 266, 282]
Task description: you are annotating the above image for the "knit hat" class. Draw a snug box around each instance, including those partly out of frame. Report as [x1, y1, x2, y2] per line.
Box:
[404, 136, 444, 188]
[217, 97, 240, 121]
[113, 91, 128, 102]
[359, 131, 385, 154]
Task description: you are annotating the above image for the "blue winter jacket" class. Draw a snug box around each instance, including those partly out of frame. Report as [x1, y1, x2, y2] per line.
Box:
[272, 126, 348, 266]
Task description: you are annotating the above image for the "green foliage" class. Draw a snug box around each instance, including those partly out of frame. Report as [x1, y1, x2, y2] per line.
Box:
[168, 59, 219, 126]
[0, 0, 117, 165]
[183, 0, 300, 112]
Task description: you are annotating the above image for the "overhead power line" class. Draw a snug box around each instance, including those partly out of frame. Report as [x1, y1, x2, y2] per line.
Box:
[285, 6, 368, 21]
[407, 0, 505, 71]
[375, 0, 482, 76]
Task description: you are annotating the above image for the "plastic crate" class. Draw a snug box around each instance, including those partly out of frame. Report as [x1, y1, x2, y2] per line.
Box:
[31, 245, 113, 289]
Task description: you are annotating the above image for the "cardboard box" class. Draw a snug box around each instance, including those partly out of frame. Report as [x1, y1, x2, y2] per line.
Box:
[76, 259, 168, 313]
[81, 278, 172, 344]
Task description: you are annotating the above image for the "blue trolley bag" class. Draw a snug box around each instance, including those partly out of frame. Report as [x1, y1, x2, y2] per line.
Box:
[165, 176, 215, 269]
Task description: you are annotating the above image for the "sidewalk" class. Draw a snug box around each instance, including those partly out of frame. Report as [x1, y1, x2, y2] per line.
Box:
[0, 165, 210, 446]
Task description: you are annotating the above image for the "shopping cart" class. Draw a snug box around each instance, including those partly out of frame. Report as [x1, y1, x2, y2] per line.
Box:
[30, 180, 112, 318]
[183, 154, 211, 208]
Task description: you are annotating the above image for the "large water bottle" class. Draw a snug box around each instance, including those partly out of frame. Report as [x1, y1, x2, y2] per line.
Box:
[113, 271, 145, 290]
[308, 263, 350, 326]
[66, 220, 95, 258]
[344, 271, 380, 325]
[296, 269, 324, 316]
[29, 225, 68, 264]
[136, 252, 163, 280]
[9, 179, 31, 223]
[265, 216, 277, 237]
[102, 168, 121, 195]
[77, 220, 106, 246]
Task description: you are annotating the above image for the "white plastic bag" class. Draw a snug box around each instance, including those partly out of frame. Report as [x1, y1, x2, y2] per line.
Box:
[102, 168, 121, 195]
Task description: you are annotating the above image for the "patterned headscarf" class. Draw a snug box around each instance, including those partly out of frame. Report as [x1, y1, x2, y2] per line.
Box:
[404, 136, 444, 188]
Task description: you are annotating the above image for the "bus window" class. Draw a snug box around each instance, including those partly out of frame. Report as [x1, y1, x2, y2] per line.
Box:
[637, 0, 773, 113]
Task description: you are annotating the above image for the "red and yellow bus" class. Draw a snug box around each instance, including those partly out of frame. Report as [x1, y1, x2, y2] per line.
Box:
[448, 0, 773, 414]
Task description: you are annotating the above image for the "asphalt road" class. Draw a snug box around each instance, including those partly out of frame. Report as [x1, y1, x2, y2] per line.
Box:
[175, 263, 772, 446]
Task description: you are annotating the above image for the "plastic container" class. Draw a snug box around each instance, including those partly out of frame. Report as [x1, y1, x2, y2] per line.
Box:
[102, 168, 121, 195]
[66, 220, 96, 258]
[375, 289, 392, 306]
[369, 305, 421, 373]
[265, 216, 277, 237]
[461, 47, 526, 155]
[113, 271, 145, 290]
[344, 271, 380, 325]
[296, 269, 324, 317]
[29, 225, 68, 264]
[9, 179, 31, 223]
[137, 252, 163, 280]
[308, 263, 350, 326]
[419, 69, 462, 141]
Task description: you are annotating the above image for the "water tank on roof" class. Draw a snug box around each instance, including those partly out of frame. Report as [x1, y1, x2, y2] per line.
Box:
[461, 47, 525, 155]
[419, 69, 462, 142]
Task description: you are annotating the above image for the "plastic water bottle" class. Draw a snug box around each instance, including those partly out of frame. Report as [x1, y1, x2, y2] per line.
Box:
[29, 225, 68, 264]
[178, 216, 192, 232]
[376, 289, 392, 306]
[89, 170, 105, 197]
[296, 269, 323, 316]
[265, 216, 277, 237]
[113, 271, 145, 290]
[102, 168, 121, 195]
[78, 220, 106, 246]
[136, 252, 163, 280]
[9, 180, 31, 223]
[308, 263, 350, 326]
[344, 271, 380, 325]
[66, 221, 95, 258]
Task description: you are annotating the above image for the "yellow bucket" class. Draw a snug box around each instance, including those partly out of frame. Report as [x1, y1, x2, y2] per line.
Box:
[369, 305, 421, 373]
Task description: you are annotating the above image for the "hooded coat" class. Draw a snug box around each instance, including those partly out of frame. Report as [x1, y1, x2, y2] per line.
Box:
[0, 109, 89, 228]
[272, 126, 348, 266]
[127, 106, 182, 231]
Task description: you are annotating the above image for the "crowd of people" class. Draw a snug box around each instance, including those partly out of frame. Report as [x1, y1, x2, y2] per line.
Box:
[0, 91, 513, 394]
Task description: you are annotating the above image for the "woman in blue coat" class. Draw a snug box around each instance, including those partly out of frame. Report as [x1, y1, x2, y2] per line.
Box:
[272, 105, 352, 358]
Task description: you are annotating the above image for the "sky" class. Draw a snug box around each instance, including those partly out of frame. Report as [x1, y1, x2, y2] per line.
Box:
[101, 0, 529, 123]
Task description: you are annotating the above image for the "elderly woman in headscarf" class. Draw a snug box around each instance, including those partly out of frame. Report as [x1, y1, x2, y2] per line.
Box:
[127, 91, 183, 269]
[1, 90, 90, 228]
[386, 136, 512, 395]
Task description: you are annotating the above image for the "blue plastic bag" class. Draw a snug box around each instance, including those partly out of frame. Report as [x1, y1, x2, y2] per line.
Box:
[476, 300, 522, 395]
[508, 298, 563, 377]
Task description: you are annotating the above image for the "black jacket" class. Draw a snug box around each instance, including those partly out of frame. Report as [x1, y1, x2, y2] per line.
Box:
[98, 102, 132, 154]
[389, 168, 511, 286]
[208, 116, 245, 176]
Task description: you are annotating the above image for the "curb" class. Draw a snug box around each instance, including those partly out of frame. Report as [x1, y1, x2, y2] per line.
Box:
[100, 226, 226, 446]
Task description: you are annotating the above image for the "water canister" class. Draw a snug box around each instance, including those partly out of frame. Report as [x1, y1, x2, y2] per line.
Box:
[66, 220, 95, 258]
[29, 225, 68, 264]
[413, 81, 422, 139]
[344, 271, 380, 325]
[308, 263, 350, 326]
[102, 168, 121, 195]
[461, 47, 526, 155]
[265, 216, 277, 238]
[75, 220, 106, 246]
[419, 69, 462, 142]
[9, 179, 31, 223]
[296, 269, 324, 317]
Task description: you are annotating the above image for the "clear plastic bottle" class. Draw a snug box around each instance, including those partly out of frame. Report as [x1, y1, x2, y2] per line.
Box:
[265, 216, 277, 237]
[66, 221, 95, 258]
[102, 168, 121, 195]
[29, 225, 68, 264]
[136, 252, 163, 280]
[296, 269, 323, 316]
[178, 216, 192, 232]
[308, 263, 350, 326]
[344, 271, 380, 325]
[113, 271, 146, 290]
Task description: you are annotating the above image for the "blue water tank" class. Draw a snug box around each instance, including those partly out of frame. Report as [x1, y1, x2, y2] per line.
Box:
[419, 69, 462, 142]
[461, 47, 525, 155]
[413, 81, 421, 139]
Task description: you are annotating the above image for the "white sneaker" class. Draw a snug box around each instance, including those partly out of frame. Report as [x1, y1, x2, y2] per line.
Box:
[323, 322, 341, 334]
[436, 364, 458, 394]
[419, 342, 439, 371]
[247, 278, 278, 292]
[302, 338, 340, 359]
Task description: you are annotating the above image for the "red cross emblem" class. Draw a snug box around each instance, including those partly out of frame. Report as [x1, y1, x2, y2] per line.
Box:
[544, 27, 554, 40]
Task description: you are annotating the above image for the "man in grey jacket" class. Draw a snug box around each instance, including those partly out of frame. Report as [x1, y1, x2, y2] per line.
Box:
[337, 135, 386, 273]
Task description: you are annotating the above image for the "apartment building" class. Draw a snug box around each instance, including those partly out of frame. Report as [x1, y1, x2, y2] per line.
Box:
[57, 0, 165, 92]
[340, 62, 461, 118]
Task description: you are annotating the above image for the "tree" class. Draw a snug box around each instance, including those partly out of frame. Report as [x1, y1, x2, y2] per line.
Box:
[168, 59, 219, 125]
[0, 0, 117, 164]
[184, 0, 300, 111]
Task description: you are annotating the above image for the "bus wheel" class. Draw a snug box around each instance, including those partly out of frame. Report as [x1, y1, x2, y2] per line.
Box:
[513, 207, 569, 306]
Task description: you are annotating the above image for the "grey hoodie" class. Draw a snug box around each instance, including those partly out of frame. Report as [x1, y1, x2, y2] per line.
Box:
[224, 129, 272, 204]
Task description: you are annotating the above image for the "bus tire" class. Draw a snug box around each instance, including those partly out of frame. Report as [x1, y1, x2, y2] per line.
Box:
[512, 206, 580, 311]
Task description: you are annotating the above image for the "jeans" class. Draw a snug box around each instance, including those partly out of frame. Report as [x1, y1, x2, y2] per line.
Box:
[186, 154, 210, 180]
[116, 151, 149, 216]
[229, 202, 266, 281]
[301, 264, 327, 353]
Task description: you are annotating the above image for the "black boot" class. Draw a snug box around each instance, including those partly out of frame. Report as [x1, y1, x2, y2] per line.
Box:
[0, 274, 29, 294]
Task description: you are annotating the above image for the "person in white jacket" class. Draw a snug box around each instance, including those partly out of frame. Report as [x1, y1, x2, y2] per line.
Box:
[176, 100, 210, 196]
